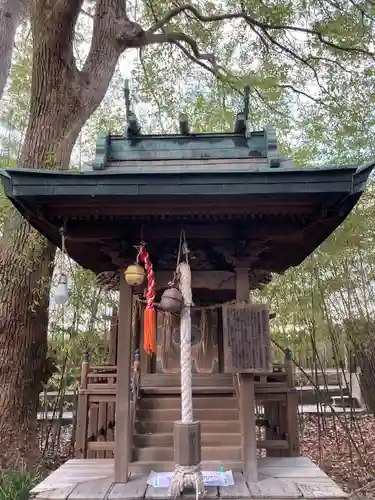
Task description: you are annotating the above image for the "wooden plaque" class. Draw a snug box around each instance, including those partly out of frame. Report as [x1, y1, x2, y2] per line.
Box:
[222, 303, 271, 373]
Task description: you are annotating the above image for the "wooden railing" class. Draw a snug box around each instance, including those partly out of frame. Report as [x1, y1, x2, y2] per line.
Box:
[233, 350, 299, 459]
[75, 346, 142, 459]
[128, 349, 140, 460]
[75, 346, 300, 459]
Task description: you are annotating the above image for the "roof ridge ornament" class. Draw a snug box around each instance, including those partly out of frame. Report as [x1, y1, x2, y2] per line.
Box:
[91, 78, 289, 170]
[123, 79, 141, 138]
[234, 77, 250, 135]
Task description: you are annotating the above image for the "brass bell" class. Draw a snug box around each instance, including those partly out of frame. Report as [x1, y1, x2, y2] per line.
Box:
[124, 264, 145, 286]
[159, 287, 184, 313]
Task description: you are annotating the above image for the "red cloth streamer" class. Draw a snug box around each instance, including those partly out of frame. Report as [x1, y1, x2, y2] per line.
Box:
[137, 242, 156, 355]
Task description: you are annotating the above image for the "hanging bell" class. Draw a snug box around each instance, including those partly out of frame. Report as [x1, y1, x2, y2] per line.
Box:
[55, 274, 69, 305]
[124, 263, 145, 286]
[159, 287, 184, 313]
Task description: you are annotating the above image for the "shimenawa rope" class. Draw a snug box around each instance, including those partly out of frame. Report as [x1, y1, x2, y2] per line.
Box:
[169, 241, 205, 500]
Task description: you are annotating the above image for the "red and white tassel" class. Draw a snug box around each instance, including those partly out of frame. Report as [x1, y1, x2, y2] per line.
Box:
[137, 242, 156, 355]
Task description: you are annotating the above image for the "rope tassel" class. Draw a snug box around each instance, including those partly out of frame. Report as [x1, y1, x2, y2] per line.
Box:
[137, 242, 156, 356]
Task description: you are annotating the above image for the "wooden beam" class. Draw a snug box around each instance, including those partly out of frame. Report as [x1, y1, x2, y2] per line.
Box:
[154, 271, 235, 290]
[235, 267, 249, 300]
[47, 200, 315, 218]
[235, 265, 258, 482]
[64, 221, 305, 241]
[114, 273, 133, 482]
[98, 270, 273, 294]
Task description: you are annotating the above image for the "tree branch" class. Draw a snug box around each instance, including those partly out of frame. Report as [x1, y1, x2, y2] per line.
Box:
[170, 39, 242, 96]
[147, 3, 374, 57]
[143, 0, 334, 106]
[278, 84, 324, 105]
[251, 21, 334, 100]
[80, 8, 94, 18]
[145, 31, 205, 59]
[81, 0, 145, 98]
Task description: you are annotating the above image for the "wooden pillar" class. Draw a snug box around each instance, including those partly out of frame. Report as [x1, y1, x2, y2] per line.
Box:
[235, 266, 258, 482]
[75, 349, 89, 458]
[114, 273, 133, 483]
[108, 306, 118, 366]
[285, 390, 300, 456]
[285, 348, 294, 388]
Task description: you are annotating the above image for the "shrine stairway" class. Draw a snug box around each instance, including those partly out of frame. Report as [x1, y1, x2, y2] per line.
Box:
[132, 374, 243, 471]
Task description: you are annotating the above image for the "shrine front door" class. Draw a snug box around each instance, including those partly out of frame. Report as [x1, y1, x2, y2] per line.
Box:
[155, 309, 220, 374]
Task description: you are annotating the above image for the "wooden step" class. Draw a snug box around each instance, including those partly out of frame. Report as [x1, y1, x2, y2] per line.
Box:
[134, 446, 242, 462]
[134, 420, 240, 434]
[129, 460, 244, 473]
[87, 438, 288, 453]
[141, 373, 234, 388]
[138, 396, 237, 410]
[141, 386, 235, 395]
[140, 372, 287, 388]
[134, 433, 241, 447]
[136, 408, 238, 421]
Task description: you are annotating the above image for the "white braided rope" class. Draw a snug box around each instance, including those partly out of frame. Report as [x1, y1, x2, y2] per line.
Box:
[169, 465, 205, 500]
[169, 262, 205, 499]
[179, 262, 193, 423]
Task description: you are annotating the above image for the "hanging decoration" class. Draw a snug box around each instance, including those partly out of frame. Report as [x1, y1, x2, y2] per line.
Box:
[137, 241, 156, 356]
[198, 310, 209, 360]
[55, 227, 69, 306]
[159, 277, 183, 313]
[124, 263, 145, 286]
[160, 230, 186, 314]
[161, 312, 173, 368]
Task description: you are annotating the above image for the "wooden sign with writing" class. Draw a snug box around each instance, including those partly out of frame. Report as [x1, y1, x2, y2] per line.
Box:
[222, 303, 271, 373]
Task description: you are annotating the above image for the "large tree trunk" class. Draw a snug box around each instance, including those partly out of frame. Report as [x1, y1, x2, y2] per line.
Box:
[0, 0, 137, 468]
[0, 111, 81, 468]
[0, 0, 27, 98]
[0, 221, 55, 467]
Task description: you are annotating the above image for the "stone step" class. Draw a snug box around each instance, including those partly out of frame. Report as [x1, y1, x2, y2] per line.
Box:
[331, 394, 359, 408]
[296, 386, 349, 405]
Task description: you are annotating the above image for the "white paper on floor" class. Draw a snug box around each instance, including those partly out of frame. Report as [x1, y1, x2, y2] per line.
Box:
[147, 470, 235, 488]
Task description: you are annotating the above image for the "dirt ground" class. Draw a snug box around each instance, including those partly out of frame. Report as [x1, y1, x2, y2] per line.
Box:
[300, 414, 375, 494]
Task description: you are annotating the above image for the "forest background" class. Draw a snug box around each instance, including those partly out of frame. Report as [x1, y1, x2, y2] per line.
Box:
[1, 0, 375, 497]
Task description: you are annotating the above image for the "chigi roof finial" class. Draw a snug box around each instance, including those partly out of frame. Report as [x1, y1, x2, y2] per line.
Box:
[123, 79, 141, 137]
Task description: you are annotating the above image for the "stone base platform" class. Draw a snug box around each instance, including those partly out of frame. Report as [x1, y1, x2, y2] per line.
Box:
[31, 457, 347, 500]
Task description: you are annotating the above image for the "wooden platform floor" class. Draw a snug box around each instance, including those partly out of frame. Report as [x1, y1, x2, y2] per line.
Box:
[31, 457, 347, 500]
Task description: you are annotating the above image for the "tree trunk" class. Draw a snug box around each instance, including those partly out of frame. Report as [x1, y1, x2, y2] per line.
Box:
[0, 102, 81, 468]
[0, 220, 55, 468]
[0, 0, 27, 98]
[0, 0, 135, 468]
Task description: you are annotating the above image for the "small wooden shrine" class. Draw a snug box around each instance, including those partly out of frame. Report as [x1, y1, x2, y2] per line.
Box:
[1, 87, 374, 499]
